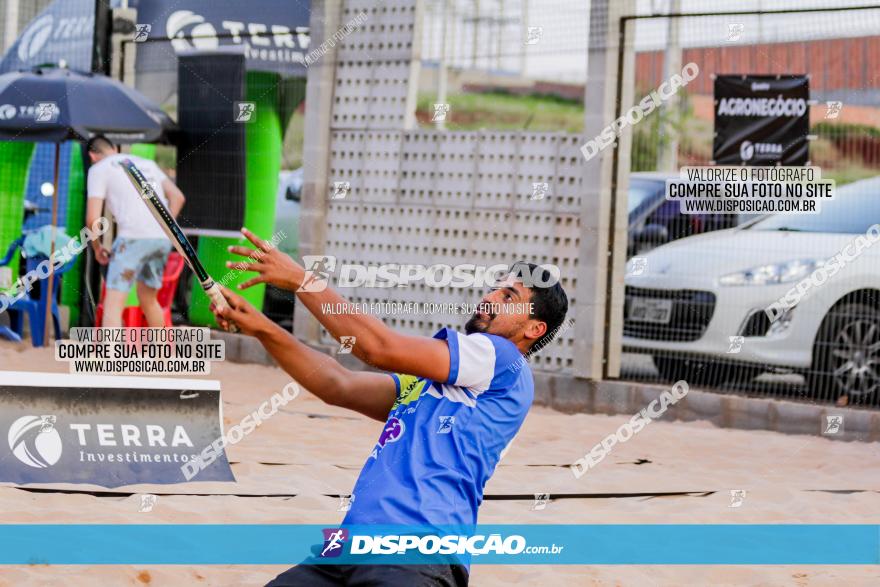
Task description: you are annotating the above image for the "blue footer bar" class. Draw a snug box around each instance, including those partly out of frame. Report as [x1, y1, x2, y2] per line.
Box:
[0, 525, 877, 565]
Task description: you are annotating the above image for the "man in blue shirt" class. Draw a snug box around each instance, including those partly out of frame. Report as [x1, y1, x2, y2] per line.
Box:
[215, 229, 569, 587]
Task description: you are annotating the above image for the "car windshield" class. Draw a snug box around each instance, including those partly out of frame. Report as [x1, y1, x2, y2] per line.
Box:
[628, 179, 663, 214]
[749, 178, 880, 234]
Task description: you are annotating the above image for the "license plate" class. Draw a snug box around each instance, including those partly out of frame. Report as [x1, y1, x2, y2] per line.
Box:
[628, 298, 673, 324]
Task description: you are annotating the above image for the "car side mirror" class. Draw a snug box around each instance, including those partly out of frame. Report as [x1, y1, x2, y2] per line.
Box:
[285, 185, 301, 202]
[637, 223, 669, 244]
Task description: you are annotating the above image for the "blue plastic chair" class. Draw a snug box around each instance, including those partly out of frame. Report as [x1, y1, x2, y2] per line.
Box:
[0, 235, 76, 347]
[0, 237, 25, 343]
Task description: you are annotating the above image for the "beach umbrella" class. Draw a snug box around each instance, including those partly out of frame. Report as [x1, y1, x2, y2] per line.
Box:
[0, 66, 176, 344]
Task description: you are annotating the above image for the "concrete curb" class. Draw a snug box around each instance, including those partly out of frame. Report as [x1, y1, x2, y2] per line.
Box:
[534, 372, 880, 443]
[213, 331, 880, 443]
[213, 330, 275, 367]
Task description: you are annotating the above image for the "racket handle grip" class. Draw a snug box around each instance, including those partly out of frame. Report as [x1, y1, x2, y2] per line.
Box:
[205, 282, 239, 333]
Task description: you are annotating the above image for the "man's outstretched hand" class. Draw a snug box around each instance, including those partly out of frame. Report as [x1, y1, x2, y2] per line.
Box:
[227, 227, 304, 292]
[210, 285, 275, 338]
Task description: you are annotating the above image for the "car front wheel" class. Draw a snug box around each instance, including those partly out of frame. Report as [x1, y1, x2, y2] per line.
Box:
[809, 302, 880, 402]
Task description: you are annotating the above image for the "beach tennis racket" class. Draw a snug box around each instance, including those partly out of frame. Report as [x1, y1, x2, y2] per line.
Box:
[120, 158, 238, 333]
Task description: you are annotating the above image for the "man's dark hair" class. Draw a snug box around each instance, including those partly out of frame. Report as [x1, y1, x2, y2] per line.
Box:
[510, 261, 569, 354]
[86, 135, 115, 154]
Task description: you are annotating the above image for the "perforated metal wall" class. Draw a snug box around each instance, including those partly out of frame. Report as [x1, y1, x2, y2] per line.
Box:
[321, 0, 581, 373]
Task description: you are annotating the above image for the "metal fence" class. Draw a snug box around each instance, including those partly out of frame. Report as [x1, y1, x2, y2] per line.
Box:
[6, 1, 871, 410]
[618, 5, 880, 408]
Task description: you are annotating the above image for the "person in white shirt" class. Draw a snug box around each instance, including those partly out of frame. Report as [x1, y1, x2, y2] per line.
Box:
[85, 136, 186, 327]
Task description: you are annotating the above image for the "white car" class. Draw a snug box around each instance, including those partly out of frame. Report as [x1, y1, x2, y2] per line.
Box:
[623, 176, 880, 400]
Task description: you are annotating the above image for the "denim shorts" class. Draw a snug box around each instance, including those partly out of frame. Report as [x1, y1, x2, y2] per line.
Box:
[106, 237, 172, 291]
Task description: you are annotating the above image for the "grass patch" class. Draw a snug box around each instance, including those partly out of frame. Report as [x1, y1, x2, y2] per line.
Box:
[822, 163, 879, 186]
[282, 111, 305, 170]
[415, 91, 583, 132]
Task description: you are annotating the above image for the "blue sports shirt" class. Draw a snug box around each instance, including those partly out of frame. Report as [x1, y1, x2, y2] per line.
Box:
[342, 327, 534, 528]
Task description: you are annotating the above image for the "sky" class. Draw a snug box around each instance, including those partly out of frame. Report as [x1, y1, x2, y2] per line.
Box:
[421, 0, 880, 83]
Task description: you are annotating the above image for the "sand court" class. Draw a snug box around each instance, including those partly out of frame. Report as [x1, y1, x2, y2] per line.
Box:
[1, 340, 879, 585]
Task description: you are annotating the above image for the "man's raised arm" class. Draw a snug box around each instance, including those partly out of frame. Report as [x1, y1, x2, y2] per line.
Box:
[227, 228, 451, 383]
[212, 286, 397, 422]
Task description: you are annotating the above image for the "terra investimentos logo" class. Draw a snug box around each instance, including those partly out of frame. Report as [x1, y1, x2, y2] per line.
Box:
[7, 415, 199, 469]
[8, 415, 63, 468]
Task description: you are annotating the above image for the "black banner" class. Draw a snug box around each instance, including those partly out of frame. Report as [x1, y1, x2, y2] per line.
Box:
[176, 53, 247, 232]
[0, 371, 234, 487]
[131, 0, 309, 104]
[713, 75, 810, 166]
